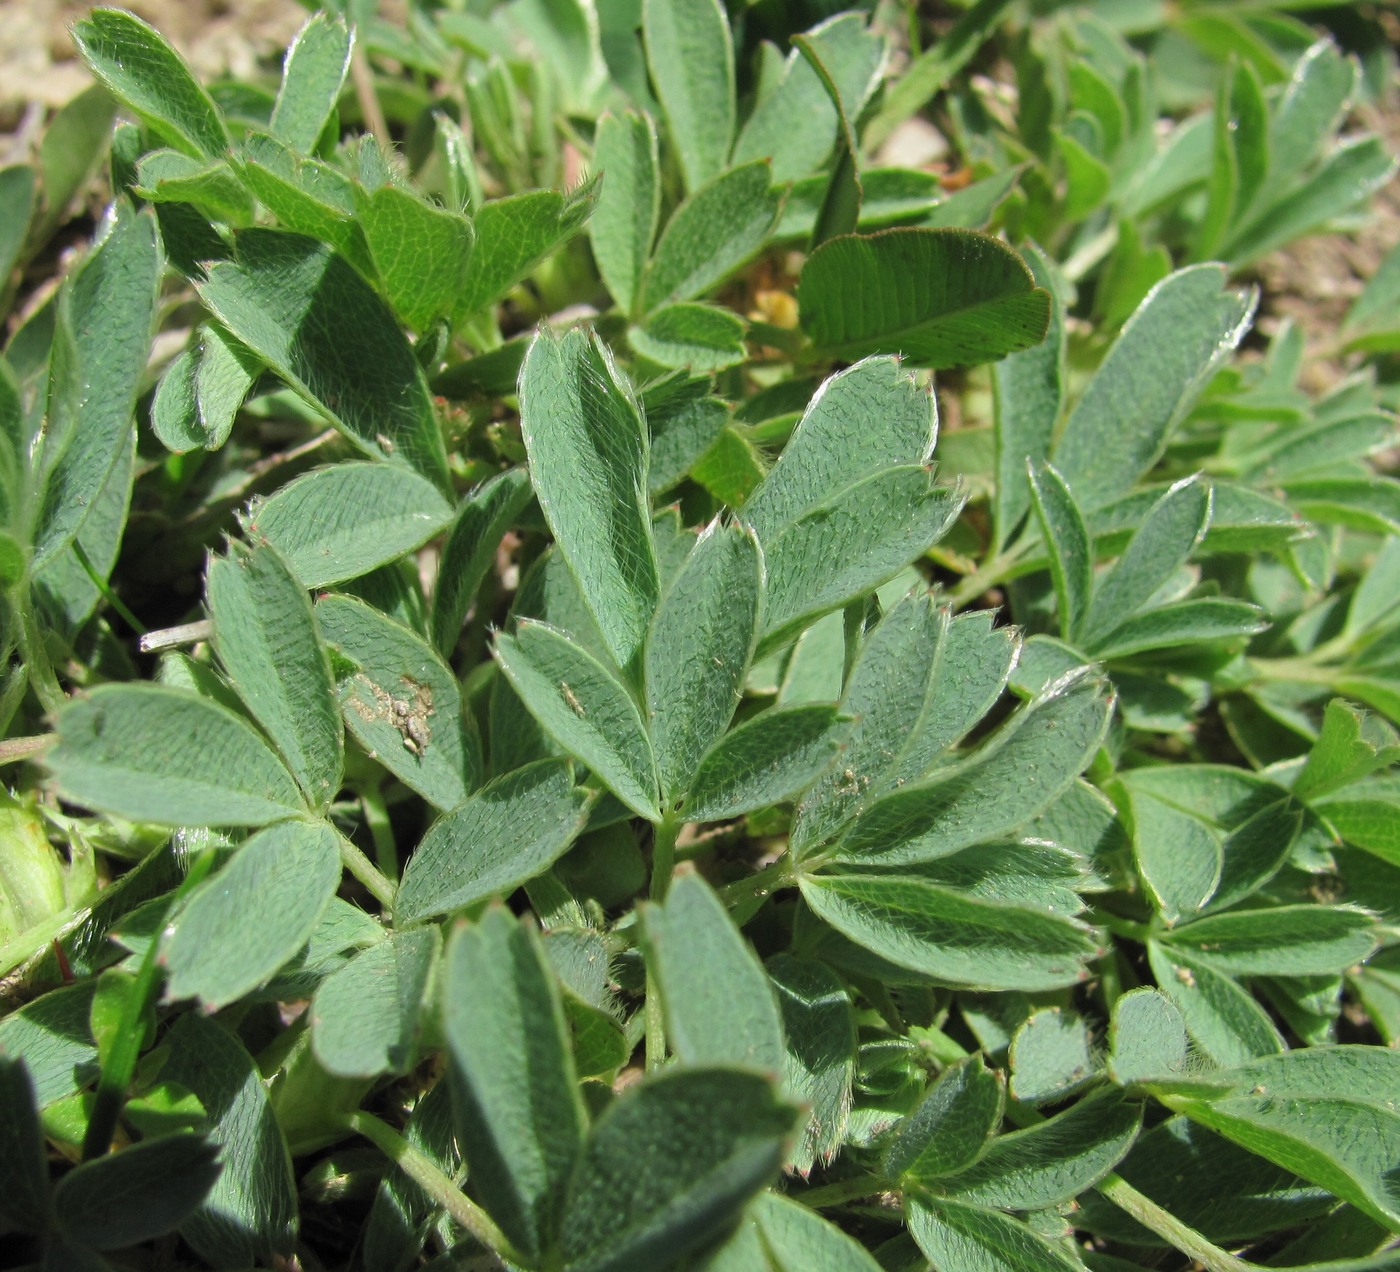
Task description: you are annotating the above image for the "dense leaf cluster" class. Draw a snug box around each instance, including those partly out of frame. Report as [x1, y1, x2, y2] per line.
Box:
[0, 2, 1398, 1270]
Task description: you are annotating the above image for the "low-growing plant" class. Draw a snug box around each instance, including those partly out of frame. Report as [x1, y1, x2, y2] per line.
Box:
[1, 1, 1399, 1269]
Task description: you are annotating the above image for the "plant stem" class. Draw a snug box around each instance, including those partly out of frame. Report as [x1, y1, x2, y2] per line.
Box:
[716, 858, 793, 907]
[349, 48, 390, 147]
[945, 545, 1025, 610]
[73, 540, 146, 634]
[337, 834, 396, 911]
[0, 733, 52, 766]
[1093, 909, 1152, 944]
[645, 966, 666, 1071]
[19, 599, 65, 717]
[1097, 1173, 1254, 1272]
[82, 847, 217, 1160]
[797, 1174, 882, 1209]
[138, 619, 213, 654]
[1247, 655, 1344, 687]
[361, 784, 398, 881]
[650, 810, 681, 902]
[347, 1111, 525, 1266]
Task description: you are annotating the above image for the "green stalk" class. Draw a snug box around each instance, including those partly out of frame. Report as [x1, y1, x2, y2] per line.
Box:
[72, 540, 146, 635]
[82, 848, 217, 1160]
[649, 810, 681, 902]
[18, 598, 65, 718]
[1097, 1173, 1254, 1272]
[348, 1111, 526, 1266]
[360, 784, 398, 881]
[796, 1174, 882, 1209]
[645, 966, 667, 1071]
[337, 834, 397, 912]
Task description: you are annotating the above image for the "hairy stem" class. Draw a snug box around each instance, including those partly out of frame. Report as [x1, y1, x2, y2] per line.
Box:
[337, 833, 397, 911]
[1097, 1173, 1254, 1272]
[348, 1111, 524, 1265]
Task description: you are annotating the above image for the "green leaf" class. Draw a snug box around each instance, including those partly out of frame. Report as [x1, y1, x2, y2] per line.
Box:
[431, 467, 532, 656]
[883, 1054, 1003, 1182]
[907, 1196, 1084, 1272]
[443, 907, 585, 1264]
[630, 303, 747, 372]
[1210, 800, 1304, 913]
[766, 955, 856, 1176]
[732, 13, 886, 183]
[793, 593, 948, 854]
[494, 622, 658, 819]
[1089, 598, 1267, 660]
[1078, 475, 1211, 648]
[237, 133, 371, 272]
[71, 9, 228, 158]
[1028, 463, 1091, 642]
[893, 611, 1020, 785]
[941, 1090, 1141, 1210]
[358, 184, 474, 331]
[0, 1056, 49, 1232]
[0, 165, 35, 293]
[1162, 1053, 1400, 1229]
[49, 685, 305, 827]
[270, 13, 352, 154]
[159, 1013, 298, 1266]
[452, 182, 597, 323]
[745, 356, 934, 533]
[311, 927, 438, 1078]
[53, 1133, 221, 1250]
[590, 110, 659, 315]
[646, 519, 763, 802]
[1258, 39, 1355, 209]
[33, 203, 161, 567]
[559, 1067, 799, 1272]
[318, 594, 478, 810]
[638, 162, 783, 313]
[1344, 239, 1400, 352]
[692, 425, 767, 507]
[362, 1082, 458, 1272]
[760, 467, 964, 648]
[1077, 1114, 1336, 1249]
[519, 327, 659, 671]
[1294, 700, 1400, 801]
[1108, 989, 1191, 1087]
[1122, 787, 1222, 924]
[194, 324, 258, 449]
[1010, 1008, 1096, 1106]
[832, 670, 1111, 867]
[797, 229, 1051, 369]
[130, 150, 252, 225]
[732, 1191, 884, 1271]
[207, 543, 343, 808]
[162, 819, 341, 1011]
[1223, 137, 1396, 267]
[1052, 266, 1256, 511]
[685, 705, 849, 822]
[395, 759, 590, 924]
[32, 86, 117, 249]
[864, 0, 1016, 151]
[642, 872, 784, 1073]
[1147, 941, 1283, 1068]
[642, 0, 734, 192]
[246, 461, 454, 590]
[1159, 906, 1378, 977]
[0, 982, 98, 1110]
[799, 872, 1100, 991]
[197, 230, 450, 491]
[33, 426, 134, 635]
